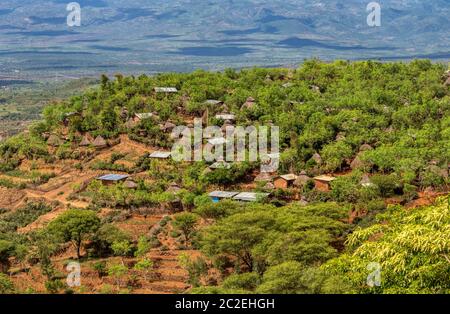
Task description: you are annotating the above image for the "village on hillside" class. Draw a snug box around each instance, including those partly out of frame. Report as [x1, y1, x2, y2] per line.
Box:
[0, 61, 449, 294]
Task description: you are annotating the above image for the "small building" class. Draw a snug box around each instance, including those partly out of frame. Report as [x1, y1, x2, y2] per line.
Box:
[133, 113, 155, 122]
[160, 121, 176, 133]
[294, 171, 311, 187]
[350, 155, 364, 170]
[359, 144, 373, 152]
[154, 87, 178, 93]
[215, 114, 236, 121]
[93, 136, 107, 149]
[79, 135, 92, 147]
[205, 100, 223, 106]
[124, 180, 138, 189]
[311, 153, 322, 165]
[150, 151, 172, 159]
[233, 192, 270, 202]
[97, 174, 130, 186]
[313, 175, 336, 192]
[62, 112, 80, 126]
[166, 182, 182, 193]
[445, 76, 450, 87]
[274, 174, 297, 189]
[360, 174, 374, 188]
[208, 191, 239, 203]
[47, 134, 63, 147]
[209, 160, 232, 170]
[254, 172, 274, 183]
[241, 97, 256, 110]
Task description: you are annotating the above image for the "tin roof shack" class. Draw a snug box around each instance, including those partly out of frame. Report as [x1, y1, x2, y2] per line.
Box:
[208, 191, 239, 203]
[233, 192, 270, 202]
[150, 151, 172, 159]
[209, 160, 232, 170]
[274, 174, 297, 189]
[313, 175, 336, 192]
[154, 87, 178, 93]
[133, 113, 156, 123]
[215, 114, 236, 121]
[97, 174, 130, 186]
[205, 100, 223, 106]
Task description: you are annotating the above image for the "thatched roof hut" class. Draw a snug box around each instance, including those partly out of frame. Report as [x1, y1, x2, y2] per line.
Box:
[160, 121, 176, 133]
[47, 134, 63, 147]
[93, 136, 107, 149]
[255, 172, 274, 183]
[124, 180, 138, 189]
[294, 171, 311, 187]
[445, 76, 450, 87]
[241, 97, 256, 110]
[359, 144, 373, 152]
[79, 135, 91, 147]
[360, 174, 374, 187]
[166, 182, 182, 193]
[350, 155, 364, 170]
[311, 153, 322, 165]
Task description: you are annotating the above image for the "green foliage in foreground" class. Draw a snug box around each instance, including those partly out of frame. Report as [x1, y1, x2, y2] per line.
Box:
[195, 198, 449, 294]
[322, 197, 450, 294]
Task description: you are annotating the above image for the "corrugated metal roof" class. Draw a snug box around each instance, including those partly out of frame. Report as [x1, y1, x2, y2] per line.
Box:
[215, 114, 235, 121]
[209, 161, 232, 169]
[205, 100, 223, 105]
[135, 113, 154, 120]
[314, 175, 336, 182]
[233, 192, 269, 202]
[279, 174, 297, 181]
[150, 151, 172, 159]
[97, 174, 130, 181]
[154, 87, 178, 93]
[208, 191, 239, 198]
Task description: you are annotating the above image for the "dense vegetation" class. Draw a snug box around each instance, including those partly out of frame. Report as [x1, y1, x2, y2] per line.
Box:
[0, 59, 448, 294]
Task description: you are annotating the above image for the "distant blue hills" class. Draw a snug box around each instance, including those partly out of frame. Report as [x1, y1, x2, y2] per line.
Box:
[0, 0, 448, 79]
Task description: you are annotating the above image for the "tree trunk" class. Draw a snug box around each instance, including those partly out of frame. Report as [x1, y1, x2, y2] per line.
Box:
[76, 240, 82, 259]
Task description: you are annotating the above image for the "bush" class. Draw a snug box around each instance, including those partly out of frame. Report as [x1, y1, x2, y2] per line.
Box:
[0, 273, 15, 294]
[222, 272, 261, 291]
[371, 174, 401, 197]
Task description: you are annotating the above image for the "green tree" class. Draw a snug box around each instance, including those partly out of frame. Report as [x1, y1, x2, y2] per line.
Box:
[47, 209, 101, 259]
[172, 213, 199, 244]
[134, 258, 153, 281]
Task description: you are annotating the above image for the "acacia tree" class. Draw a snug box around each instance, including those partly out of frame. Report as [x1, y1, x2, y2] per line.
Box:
[47, 209, 101, 259]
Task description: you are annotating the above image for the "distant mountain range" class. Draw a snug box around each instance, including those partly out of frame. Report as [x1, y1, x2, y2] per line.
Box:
[0, 0, 449, 80]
